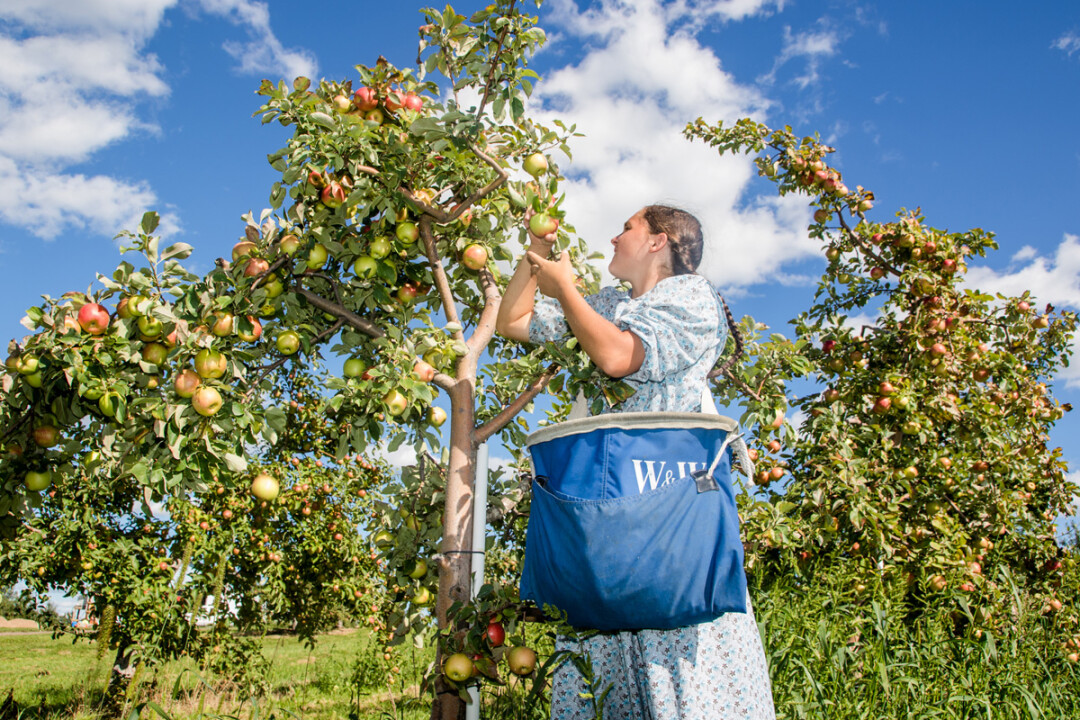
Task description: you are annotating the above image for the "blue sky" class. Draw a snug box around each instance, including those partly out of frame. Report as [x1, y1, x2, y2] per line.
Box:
[2, 1, 1079, 508]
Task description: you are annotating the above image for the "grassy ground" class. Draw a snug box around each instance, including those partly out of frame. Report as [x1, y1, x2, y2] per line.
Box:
[7, 578, 1080, 720]
[0, 630, 438, 720]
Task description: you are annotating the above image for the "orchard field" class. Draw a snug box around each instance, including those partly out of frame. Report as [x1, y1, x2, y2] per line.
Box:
[2, 2, 1079, 719]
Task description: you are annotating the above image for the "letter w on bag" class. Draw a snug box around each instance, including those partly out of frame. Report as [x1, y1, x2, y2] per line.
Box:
[631, 459, 706, 493]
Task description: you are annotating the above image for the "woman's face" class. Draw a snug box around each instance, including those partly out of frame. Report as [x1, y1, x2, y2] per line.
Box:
[609, 210, 662, 283]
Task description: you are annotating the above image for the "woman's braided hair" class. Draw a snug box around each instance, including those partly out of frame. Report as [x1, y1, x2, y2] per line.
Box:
[640, 204, 744, 373]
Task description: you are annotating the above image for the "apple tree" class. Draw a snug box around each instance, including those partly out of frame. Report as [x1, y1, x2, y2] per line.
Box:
[687, 118, 1078, 642]
[0, 216, 404, 708]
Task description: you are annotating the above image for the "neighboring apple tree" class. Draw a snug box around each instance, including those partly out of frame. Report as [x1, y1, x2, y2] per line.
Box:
[688, 118, 1078, 642]
[0, 220, 403, 707]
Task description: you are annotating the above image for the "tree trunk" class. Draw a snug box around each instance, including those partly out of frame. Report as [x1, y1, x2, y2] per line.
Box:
[435, 373, 478, 720]
[102, 643, 137, 717]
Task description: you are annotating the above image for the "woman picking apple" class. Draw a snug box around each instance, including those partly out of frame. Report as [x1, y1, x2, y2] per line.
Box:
[496, 206, 774, 718]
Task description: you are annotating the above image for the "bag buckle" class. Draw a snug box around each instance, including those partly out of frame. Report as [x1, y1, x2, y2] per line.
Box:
[692, 469, 720, 493]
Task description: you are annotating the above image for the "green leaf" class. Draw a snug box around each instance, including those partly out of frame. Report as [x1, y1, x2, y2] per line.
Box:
[161, 243, 193, 261]
[224, 454, 248, 473]
[141, 211, 160, 235]
[310, 112, 336, 129]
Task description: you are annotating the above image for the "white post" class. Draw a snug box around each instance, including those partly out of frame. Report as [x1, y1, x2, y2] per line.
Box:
[465, 442, 489, 719]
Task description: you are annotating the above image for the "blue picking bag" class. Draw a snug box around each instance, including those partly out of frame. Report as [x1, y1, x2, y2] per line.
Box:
[520, 412, 748, 631]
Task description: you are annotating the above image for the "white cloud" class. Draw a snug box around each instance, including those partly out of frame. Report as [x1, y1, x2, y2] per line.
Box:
[966, 234, 1080, 308]
[534, 0, 816, 290]
[1052, 31, 1080, 57]
[0, 156, 179, 240]
[0, 0, 312, 240]
[759, 24, 841, 89]
[198, 0, 317, 82]
[965, 233, 1080, 388]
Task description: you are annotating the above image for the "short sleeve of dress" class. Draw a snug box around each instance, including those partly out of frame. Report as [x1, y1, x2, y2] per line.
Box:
[528, 298, 569, 344]
[615, 275, 725, 384]
[528, 287, 629, 345]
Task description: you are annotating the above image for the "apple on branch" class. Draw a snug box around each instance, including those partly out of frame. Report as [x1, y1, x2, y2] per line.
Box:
[77, 303, 111, 335]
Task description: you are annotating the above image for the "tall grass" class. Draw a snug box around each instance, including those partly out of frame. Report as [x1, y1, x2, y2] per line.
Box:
[755, 573, 1080, 720]
[4, 576, 1078, 719]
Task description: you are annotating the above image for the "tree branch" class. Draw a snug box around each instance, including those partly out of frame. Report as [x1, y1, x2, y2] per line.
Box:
[245, 318, 346, 396]
[293, 287, 384, 339]
[837, 213, 903, 277]
[475, 364, 559, 444]
[474, 0, 517, 121]
[419, 217, 462, 340]
[466, 267, 502, 355]
[708, 369, 765, 404]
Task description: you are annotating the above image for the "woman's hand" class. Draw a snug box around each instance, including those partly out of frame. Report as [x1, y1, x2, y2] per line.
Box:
[526, 250, 575, 300]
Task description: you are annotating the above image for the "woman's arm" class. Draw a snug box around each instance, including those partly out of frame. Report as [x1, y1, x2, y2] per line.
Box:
[528, 252, 645, 378]
[495, 211, 556, 342]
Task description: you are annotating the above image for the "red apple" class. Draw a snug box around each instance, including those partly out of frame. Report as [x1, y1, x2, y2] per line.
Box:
[321, 182, 346, 208]
[174, 369, 201, 398]
[403, 93, 424, 112]
[232, 241, 257, 261]
[33, 425, 59, 448]
[461, 243, 489, 271]
[485, 621, 505, 647]
[872, 397, 891, 414]
[141, 342, 168, 366]
[412, 360, 435, 382]
[878, 382, 896, 396]
[237, 316, 262, 343]
[397, 284, 419, 305]
[78, 303, 111, 335]
[244, 257, 270, 277]
[384, 89, 405, 112]
[353, 87, 378, 111]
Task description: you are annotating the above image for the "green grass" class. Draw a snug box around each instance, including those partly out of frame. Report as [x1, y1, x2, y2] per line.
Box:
[0, 630, 437, 720]
[5, 578, 1080, 720]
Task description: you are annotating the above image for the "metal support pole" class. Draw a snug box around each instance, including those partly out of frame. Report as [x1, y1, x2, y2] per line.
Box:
[465, 442, 489, 720]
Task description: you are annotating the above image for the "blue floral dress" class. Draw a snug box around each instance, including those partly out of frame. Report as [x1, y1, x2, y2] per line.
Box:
[529, 273, 776, 720]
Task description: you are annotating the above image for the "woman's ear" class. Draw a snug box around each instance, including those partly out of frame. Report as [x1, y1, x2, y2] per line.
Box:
[650, 232, 669, 253]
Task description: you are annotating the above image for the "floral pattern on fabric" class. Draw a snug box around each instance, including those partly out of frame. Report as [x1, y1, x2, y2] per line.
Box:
[529, 274, 728, 413]
[529, 273, 775, 719]
[551, 596, 775, 720]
